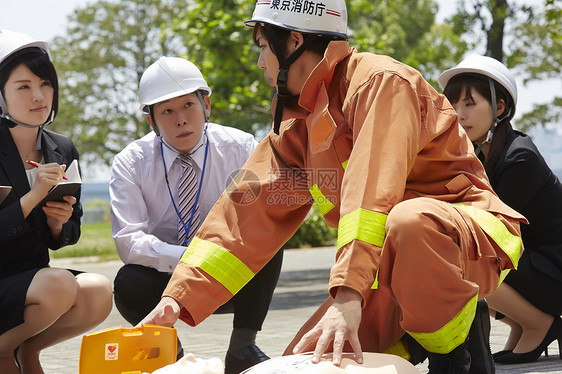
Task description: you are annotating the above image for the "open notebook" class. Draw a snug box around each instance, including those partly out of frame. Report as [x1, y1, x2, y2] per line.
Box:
[37, 159, 82, 206]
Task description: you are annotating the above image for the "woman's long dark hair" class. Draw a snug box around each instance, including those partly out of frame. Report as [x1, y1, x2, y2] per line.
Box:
[0, 48, 59, 121]
[443, 73, 515, 174]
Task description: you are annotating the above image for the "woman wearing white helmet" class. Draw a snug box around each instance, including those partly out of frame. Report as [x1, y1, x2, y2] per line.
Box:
[143, 2, 526, 373]
[440, 54, 562, 365]
[0, 30, 112, 373]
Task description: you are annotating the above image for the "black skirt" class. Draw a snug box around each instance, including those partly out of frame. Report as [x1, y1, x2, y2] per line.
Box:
[503, 249, 562, 315]
[0, 268, 41, 335]
[0, 267, 83, 335]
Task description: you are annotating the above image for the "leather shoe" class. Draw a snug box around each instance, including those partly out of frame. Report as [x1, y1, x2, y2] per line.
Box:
[494, 315, 562, 364]
[225, 344, 270, 374]
[14, 346, 21, 373]
[492, 350, 511, 361]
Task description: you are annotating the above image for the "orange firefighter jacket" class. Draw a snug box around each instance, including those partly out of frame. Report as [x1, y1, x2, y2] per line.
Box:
[163, 41, 525, 332]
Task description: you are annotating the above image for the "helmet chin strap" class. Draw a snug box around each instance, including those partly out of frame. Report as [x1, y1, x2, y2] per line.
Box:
[0, 92, 54, 150]
[473, 78, 511, 156]
[150, 90, 210, 157]
[265, 24, 317, 135]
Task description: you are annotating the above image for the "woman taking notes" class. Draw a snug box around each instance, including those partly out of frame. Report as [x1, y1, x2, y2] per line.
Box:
[0, 30, 112, 373]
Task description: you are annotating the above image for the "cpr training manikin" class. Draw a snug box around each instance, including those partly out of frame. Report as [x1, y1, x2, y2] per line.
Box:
[147, 352, 419, 374]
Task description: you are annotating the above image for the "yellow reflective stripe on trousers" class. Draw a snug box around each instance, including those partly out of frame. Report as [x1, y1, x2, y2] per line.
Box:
[337, 208, 387, 250]
[371, 268, 380, 289]
[342, 160, 349, 170]
[499, 268, 511, 284]
[407, 294, 478, 354]
[454, 204, 521, 270]
[309, 184, 335, 215]
[180, 237, 255, 295]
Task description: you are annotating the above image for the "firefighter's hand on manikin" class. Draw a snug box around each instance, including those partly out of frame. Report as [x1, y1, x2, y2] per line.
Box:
[139, 296, 181, 327]
[292, 287, 364, 366]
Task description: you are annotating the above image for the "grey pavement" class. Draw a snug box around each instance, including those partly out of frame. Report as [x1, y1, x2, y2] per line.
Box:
[42, 247, 562, 373]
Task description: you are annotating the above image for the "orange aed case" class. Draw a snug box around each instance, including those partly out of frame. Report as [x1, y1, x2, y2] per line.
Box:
[79, 325, 177, 374]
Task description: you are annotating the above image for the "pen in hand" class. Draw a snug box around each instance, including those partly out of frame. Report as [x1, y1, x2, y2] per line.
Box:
[26, 160, 69, 181]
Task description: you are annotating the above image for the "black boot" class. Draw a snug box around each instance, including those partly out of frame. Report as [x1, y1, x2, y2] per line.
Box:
[176, 337, 184, 361]
[403, 333, 428, 365]
[224, 344, 269, 374]
[428, 339, 471, 374]
[467, 299, 495, 373]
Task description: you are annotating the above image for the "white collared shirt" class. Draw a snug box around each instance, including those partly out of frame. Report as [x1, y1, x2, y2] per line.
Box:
[110, 123, 257, 272]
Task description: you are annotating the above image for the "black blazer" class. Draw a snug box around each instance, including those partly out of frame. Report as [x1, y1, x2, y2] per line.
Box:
[0, 124, 82, 279]
[488, 130, 562, 281]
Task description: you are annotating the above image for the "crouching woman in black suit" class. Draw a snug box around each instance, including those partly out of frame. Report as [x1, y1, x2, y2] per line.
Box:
[440, 54, 562, 365]
[0, 30, 112, 373]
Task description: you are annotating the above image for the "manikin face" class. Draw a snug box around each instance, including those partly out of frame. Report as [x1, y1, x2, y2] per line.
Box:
[450, 86, 495, 144]
[255, 29, 281, 89]
[148, 92, 210, 154]
[3, 63, 53, 126]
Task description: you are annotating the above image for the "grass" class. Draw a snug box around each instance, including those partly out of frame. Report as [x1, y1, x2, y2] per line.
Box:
[49, 220, 119, 261]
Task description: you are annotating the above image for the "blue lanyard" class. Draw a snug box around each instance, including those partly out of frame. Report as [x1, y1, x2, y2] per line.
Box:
[161, 134, 209, 246]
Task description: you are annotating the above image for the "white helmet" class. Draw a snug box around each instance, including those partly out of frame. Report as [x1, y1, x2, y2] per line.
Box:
[0, 29, 50, 67]
[244, 0, 347, 39]
[438, 54, 518, 118]
[0, 30, 54, 150]
[139, 56, 211, 114]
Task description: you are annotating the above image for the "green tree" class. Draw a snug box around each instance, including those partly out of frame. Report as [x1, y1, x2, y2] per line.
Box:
[47, 0, 486, 166]
[173, 0, 469, 118]
[172, 0, 273, 136]
[49, 0, 190, 167]
[448, 0, 512, 61]
[348, 0, 468, 84]
[509, 1, 561, 131]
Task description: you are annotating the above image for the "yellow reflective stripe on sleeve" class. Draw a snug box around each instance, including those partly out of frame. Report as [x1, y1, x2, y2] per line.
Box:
[342, 160, 349, 170]
[309, 184, 335, 215]
[337, 208, 387, 250]
[454, 204, 521, 270]
[407, 294, 477, 354]
[180, 237, 255, 295]
[382, 339, 410, 361]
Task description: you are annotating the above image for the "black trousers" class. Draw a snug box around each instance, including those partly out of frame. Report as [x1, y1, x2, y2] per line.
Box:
[113, 249, 284, 331]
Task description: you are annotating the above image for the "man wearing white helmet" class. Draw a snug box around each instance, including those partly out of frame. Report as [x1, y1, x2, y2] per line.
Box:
[142, 2, 526, 373]
[441, 55, 562, 366]
[109, 56, 283, 374]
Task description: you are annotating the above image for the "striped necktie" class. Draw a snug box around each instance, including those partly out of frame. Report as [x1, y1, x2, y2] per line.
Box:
[176, 155, 201, 246]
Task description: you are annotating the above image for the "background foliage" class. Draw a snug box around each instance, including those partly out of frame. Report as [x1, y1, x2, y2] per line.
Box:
[48, 0, 560, 168]
[173, 0, 273, 135]
[283, 205, 338, 250]
[44, 0, 560, 253]
[50, 0, 190, 165]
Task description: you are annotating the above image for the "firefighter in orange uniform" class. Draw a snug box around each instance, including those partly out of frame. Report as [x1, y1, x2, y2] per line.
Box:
[141, 1, 526, 373]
